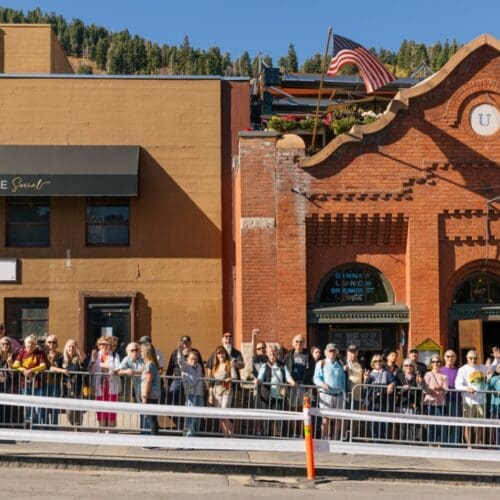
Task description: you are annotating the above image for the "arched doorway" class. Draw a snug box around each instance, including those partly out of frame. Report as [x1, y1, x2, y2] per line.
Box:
[308, 263, 408, 364]
[450, 271, 500, 364]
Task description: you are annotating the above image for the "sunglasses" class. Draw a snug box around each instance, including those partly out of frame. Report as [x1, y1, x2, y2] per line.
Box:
[431, 360, 441, 364]
[1, 343, 9, 346]
[47, 341, 57, 344]
[130, 348, 139, 352]
[256, 346, 266, 350]
[99, 343, 110, 347]
[373, 360, 383, 363]
[444, 355, 454, 358]
[467, 357, 478, 360]
[403, 364, 414, 367]
[294, 340, 304, 344]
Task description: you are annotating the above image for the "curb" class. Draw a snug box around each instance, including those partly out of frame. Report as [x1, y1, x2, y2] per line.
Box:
[0, 454, 498, 485]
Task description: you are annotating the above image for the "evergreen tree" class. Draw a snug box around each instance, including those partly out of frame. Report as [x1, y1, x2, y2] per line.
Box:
[263, 55, 273, 67]
[301, 53, 323, 73]
[436, 40, 450, 69]
[277, 55, 288, 72]
[95, 38, 109, 70]
[287, 43, 298, 72]
[238, 51, 252, 76]
[69, 19, 85, 57]
[430, 42, 443, 71]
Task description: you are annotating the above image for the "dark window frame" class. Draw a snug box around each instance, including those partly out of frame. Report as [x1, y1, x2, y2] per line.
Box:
[5, 197, 51, 248]
[4, 297, 49, 340]
[86, 197, 130, 247]
[453, 272, 500, 305]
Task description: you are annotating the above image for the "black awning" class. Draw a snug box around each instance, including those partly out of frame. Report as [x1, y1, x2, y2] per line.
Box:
[0, 145, 140, 196]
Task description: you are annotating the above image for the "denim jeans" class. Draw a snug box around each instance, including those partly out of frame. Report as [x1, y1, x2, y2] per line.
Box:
[142, 398, 159, 436]
[184, 393, 204, 436]
[425, 404, 443, 443]
[22, 384, 43, 427]
[40, 383, 61, 429]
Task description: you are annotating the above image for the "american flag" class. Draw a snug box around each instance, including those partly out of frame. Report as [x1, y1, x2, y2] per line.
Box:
[327, 34, 396, 94]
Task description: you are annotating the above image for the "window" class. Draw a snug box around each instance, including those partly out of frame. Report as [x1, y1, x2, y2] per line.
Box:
[454, 273, 500, 304]
[5, 298, 49, 339]
[318, 264, 391, 305]
[6, 197, 50, 247]
[86, 198, 130, 246]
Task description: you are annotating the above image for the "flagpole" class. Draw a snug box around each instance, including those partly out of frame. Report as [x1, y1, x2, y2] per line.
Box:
[310, 26, 332, 154]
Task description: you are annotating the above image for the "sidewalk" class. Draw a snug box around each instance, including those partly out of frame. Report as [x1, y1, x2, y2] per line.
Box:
[0, 440, 499, 484]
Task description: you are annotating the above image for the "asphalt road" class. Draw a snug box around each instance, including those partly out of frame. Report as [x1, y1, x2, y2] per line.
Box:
[0, 469, 498, 499]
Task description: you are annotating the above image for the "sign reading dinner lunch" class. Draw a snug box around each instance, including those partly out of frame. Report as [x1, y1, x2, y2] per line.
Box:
[0, 176, 52, 194]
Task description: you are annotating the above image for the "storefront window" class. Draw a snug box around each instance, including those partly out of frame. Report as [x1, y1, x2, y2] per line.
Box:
[454, 273, 500, 304]
[6, 197, 50, 247]
[318, 264, 390, 305]
[4, 298, 49, 340]
[86, 198, 129, 246]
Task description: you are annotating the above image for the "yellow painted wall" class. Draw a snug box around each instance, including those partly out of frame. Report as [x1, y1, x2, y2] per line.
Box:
[0, 76, 224, 358]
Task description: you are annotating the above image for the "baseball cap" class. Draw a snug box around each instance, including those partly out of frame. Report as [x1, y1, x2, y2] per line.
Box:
[325, 343, 337, 352]
[139, 336, 152, 344]
[180, 335, 191, 343]
[347, 344, 358, 352]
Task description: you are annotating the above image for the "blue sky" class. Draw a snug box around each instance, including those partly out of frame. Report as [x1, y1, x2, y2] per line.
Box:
[2, 0, 499, 63]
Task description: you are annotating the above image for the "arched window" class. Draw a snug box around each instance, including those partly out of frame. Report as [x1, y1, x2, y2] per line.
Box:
[317, 264, 393, 306]
[453, 273, 500, 304]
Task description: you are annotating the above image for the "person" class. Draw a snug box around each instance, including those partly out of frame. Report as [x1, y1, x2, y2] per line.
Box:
[62, 339, 86, 427]
[422, 356, 448, 444]
[310, 346, 323, 363]
[0, 323, 21, 353]
[176, 345, 205, 436]
[118, 342, 144, 403]
[42, 334, 66, 429]
[440, 349, 460, 443]
[408, 349, 427, 376]
[394, 358, 423, 441]
[208, 345, 235, 437]
[313, 343, 346, 440]
[284, 334, 315, 410]
[140, 343, 161, 438]
[206, 332, 244, 380]
[165, 335, 193, 407]
[486, 345, 500, 370]
[0, 337, 18, 425]
[344, 345, 364, 438]
[247, 329, 268, 436]
[89, 336, 121, 430]
[363, 354, 394, 440]
[486, 364, 500, 446]
[257, 345, 295, 437]
[455, 349, 489, 446]
[139, 336, 166, 371]
[12, 335, 47, 427]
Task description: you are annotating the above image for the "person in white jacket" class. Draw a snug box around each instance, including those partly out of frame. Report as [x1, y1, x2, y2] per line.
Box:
[454, 349, 490, 446]
[89, 336, 121, 429]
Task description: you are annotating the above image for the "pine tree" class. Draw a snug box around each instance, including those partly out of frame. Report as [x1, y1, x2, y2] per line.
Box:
[69, 19, 85, 57]
[238, 51, 252, 76]
[205, 46, 222, 75]
[436, 40, 450, 69]
[301, 53, 323, 73]
[95, 38, 109, 70]
[430, 42, 443, 71]
[287, 43, 298, 72]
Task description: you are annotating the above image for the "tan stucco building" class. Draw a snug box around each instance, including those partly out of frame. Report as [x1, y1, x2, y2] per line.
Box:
[0, 24, 249, 357]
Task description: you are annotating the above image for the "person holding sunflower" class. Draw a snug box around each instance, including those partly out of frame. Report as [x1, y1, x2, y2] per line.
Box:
[455, 349, 488, 446]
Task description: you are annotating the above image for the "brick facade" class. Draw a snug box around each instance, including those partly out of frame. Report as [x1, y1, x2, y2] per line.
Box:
[235, 35, 500, 356]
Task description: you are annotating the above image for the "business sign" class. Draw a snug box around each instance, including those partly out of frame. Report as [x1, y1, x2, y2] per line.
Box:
[470, 104, 499, 136]
[0, 174, 137, 196]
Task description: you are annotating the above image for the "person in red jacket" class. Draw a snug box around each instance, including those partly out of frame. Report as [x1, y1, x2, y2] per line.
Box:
[12, 335, 47, 427]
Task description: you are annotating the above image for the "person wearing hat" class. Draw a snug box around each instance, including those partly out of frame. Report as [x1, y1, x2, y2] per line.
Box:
[313, 343, 346, 440]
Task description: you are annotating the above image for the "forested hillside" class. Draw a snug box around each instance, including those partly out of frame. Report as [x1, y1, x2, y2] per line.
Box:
[0, 6, 461, 76]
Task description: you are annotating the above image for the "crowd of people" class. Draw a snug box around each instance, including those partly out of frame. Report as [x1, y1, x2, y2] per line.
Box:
[0, 321, 498, 447]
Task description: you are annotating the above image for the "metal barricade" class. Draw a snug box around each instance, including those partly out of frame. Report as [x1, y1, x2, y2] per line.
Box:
[350, 383, 499, 449]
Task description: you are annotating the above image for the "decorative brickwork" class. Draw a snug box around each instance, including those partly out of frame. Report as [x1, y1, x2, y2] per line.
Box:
[235, 36, 500, 352]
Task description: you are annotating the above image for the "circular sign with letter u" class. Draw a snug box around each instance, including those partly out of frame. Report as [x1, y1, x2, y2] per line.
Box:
[470, 103, 500, 136]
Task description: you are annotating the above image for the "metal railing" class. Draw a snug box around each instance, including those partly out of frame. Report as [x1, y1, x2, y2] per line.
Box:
[0, 368, 498, 448]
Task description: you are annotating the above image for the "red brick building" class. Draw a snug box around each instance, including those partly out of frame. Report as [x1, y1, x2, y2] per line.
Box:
[234, 34, 500, 364]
